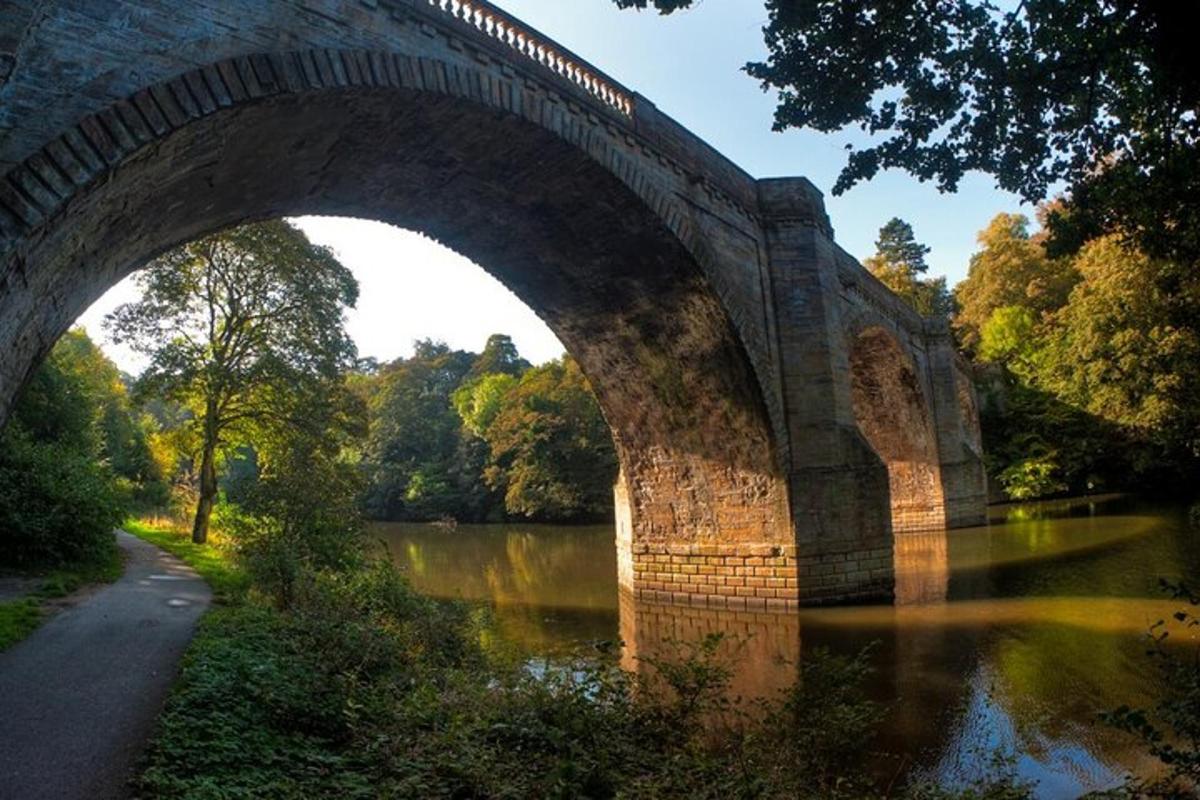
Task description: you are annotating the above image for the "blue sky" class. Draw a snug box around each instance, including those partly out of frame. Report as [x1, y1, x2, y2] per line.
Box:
[497, 0, 1033, 279]
[79, 0, 1031, 372]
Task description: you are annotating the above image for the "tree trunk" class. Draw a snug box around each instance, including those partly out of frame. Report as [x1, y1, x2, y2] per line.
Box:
[191, 405, 219, 544]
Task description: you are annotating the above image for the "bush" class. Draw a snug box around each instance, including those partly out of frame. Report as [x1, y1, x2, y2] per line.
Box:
[0, 428, 125, 567]
[1101, 580, 1200, 798]
[997, 447, 1067, 500]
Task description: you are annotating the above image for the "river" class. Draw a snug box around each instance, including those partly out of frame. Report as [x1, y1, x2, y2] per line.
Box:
[370, 495, 1200, 797]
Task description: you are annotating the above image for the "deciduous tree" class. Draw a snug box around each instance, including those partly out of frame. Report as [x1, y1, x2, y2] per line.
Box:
[106, 221, 358, 543]
[954, 214, 1079, 350]
[473, 357, 617, 522]
[615, 0, 1200, 265]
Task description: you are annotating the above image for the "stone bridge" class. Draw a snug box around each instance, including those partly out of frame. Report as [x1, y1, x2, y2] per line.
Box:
[0, 0, 985, 605]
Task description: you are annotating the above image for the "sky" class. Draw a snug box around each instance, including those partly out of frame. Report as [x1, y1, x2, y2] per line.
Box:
[76, 0, 1031, 375]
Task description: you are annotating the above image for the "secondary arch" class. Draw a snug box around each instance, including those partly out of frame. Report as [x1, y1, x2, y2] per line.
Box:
[848, 325, 946, 534]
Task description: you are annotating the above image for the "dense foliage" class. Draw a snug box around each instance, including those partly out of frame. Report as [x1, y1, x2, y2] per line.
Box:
[615, 0, 1200, 268]
[954, 213, 1080, 352]
[106, 221, 359, 543]
[360, 336, 617, 524]
[0, 330, 136, 567]
[956, 215, 1200, 499]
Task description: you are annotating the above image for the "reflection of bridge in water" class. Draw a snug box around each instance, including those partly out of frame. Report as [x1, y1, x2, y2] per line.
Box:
[618, 528, 956, 701]
[617, 498, 1170, 698]
[379, 500, 1191, 790]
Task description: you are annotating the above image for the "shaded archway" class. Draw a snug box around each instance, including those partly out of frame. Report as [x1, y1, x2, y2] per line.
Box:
[849, 327, 946, 533]
[0, 53, 791, 596]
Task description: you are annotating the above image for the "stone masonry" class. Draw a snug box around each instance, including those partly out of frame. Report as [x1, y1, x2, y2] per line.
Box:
[0, 0, 987, 606]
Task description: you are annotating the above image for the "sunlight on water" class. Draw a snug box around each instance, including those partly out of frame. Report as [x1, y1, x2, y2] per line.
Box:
[372, 496, 1200, 796]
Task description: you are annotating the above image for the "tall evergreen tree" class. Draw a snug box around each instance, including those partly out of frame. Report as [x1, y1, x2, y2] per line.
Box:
[864, 218, 951, 317]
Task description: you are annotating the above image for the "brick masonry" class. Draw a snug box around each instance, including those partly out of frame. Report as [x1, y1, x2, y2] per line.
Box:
[0, 0, 987, 607]
[629, 541, 801, 613]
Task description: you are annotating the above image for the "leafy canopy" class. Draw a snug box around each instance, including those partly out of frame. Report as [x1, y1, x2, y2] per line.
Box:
[0, 329, 131, 566]
[106, 220, 358, 541]
[614, 0, 1200, 263]
[960, 216, 1200, 496]
[953, 213, 1079, 350]
[108, 221, 358, 428]
[469, 356, 617, 522]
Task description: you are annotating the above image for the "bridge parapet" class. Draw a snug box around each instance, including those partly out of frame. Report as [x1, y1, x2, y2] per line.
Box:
[419, 0, 634, 115]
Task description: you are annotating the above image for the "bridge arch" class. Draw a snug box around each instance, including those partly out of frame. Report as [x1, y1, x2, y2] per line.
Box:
[0, 0, 990, 607]
[847, 324, 946, 533]
[0, 50, 792, 592]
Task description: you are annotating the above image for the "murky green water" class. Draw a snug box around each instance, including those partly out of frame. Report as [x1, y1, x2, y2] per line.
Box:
[371, 496, 1200, 797]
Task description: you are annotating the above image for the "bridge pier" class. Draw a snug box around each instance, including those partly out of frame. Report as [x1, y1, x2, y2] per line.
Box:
[754, 178, 986, 604]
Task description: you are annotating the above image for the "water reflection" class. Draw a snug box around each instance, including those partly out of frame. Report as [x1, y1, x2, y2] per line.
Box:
[618, 590, 801, 701]
[372, 496, 1200, 796]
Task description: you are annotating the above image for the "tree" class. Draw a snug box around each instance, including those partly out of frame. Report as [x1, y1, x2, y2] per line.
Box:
[967, 232, 1200, 497]
[978, 305, 1039, 377]
[954, 213, 1079, 351]
[50, 329, 166, 499]
[863, 218, 951, 317]
[453, 372, 519, 438]
[225, 377, 367, 608]
[361, 340, 482, 521]
[106, 221, 358, 543]
[614, 0, 1200, 265]
[0, 330, 128, 566]
[472, 357, 617, 522]
[468, 334, 531, 379]
[1038, 236, 1200, 472]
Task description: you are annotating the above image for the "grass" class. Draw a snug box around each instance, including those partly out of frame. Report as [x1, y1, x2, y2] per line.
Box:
[0, 599, 42, 651]
[33, 548, 124, 599]
[122, 518, 249, 603]
[0, 539, 124, 652]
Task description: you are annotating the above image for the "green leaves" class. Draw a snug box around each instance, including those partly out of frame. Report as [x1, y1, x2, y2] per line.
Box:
[105, 221, 360, 541]
[106, 220, 358, 433]
[961, 212, 1200, 498]
[469, 357, 618, 522]
[361, 341, 616, 525]
[617, 0, 1200, 264]
[0, 330, 132, 567]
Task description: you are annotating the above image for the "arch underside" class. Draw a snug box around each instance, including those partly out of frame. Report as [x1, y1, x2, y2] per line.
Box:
[0, 82, 790, 550]
[849, 327, 946, 534]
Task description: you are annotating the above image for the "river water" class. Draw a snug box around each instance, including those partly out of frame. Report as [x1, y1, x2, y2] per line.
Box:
[370, 496, 1200, 797]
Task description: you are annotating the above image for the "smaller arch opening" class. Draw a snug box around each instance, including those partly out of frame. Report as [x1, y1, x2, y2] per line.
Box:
[849, 327, 945, 533]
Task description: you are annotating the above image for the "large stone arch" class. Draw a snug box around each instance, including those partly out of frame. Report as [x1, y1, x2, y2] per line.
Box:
[1, 1, 991, 607]
[0, 51, 793, 598]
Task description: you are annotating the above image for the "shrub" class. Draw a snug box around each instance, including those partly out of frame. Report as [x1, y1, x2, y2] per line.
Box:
[0, 428, 125, 567]
[1101, 580, 1200, 798]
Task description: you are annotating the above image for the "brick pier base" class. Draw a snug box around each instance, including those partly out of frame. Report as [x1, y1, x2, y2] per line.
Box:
[626, 542, 801, 612]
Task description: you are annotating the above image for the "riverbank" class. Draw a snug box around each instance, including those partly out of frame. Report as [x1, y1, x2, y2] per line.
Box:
[124, 517, 1061, 799]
